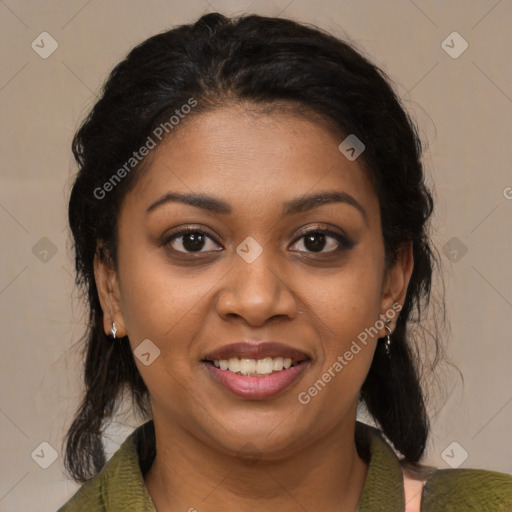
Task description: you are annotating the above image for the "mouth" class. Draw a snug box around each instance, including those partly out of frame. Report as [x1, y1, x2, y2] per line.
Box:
[202, 342, 310, 399]
[207, 356, 302, 376]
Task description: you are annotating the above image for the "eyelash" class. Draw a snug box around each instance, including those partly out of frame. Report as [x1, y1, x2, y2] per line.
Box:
[162, 225, 354, 255]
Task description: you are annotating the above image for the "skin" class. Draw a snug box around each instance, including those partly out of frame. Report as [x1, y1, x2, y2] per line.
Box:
[403, 467, 426, 511]
[94, 103, 414, 512]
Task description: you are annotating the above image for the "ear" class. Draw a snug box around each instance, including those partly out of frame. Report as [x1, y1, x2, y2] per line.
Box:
[93, 243, 127, 338]
[379, 240, 414, 335]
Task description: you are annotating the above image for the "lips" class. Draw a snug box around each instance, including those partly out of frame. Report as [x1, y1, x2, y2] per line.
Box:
[202, 341, 311, 400]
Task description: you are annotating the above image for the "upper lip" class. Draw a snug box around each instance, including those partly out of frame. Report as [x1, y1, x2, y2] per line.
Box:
[203, 342, 310, 362]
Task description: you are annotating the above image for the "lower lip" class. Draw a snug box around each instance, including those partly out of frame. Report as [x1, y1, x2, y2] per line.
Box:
[203, 361, 309, 400]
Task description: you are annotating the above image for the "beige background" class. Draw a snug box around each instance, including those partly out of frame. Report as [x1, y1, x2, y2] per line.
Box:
[1, 0, 511, 510]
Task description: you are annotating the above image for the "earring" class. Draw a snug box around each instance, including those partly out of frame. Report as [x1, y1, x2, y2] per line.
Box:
[384, 318, 392, 357]
[110, 321, 117, 339]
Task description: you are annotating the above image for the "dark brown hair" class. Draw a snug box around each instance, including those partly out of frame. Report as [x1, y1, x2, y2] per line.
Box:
[64, 11, 443, 483]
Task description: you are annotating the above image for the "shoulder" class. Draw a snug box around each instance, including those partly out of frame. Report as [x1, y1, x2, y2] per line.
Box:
[420, 467, 512, 511]
[357, 422, 512, 511]
[57, 421, 156, 511]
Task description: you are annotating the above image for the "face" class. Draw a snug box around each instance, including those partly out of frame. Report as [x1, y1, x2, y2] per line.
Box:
[95, 104, 412, 459]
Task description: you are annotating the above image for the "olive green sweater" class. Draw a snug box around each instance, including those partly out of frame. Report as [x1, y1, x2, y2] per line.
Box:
[57, 420, 512, 511]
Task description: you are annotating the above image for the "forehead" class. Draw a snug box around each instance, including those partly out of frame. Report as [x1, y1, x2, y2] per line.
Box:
[122, 105, 379, 225]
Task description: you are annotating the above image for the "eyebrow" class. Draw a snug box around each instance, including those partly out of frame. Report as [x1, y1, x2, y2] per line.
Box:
[146, 190, 368, 225]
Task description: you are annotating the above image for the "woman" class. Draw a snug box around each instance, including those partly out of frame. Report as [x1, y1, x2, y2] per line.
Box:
[58, 12, 512, 511]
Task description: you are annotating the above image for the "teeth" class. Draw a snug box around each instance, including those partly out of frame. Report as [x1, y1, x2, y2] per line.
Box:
[240, 358, 256, 374]
[228, 358, 240, 373]
[274, 357, 285, 371]
[212, 356, 297, 375]
[256, 357, 274, 374]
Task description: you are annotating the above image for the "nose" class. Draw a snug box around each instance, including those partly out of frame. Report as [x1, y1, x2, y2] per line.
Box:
[215, 250, 298, 327]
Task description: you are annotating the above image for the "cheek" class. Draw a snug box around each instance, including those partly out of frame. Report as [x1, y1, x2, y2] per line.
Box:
[110, 225, 211, 417]
[302, 256, 384, 391]
[296, 278, 382, 420]
[312, 262, 384, 342]
[115, 239, 210, 350]
[115, 246, 208, 409]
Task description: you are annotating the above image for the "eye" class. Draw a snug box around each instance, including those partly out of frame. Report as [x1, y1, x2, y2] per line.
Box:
[162, 226, 354, 255]
[289, 228, 354, 254]
[164, 227, 222, 253]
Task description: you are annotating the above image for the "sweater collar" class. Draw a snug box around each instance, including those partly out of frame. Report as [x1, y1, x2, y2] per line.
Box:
[103, 420, 404, 511]
[354, 422, 406, 511]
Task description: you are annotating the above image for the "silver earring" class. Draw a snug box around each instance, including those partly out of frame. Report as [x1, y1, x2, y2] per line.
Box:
[384, 318, 392, 356]
[111, 321, 117, 339]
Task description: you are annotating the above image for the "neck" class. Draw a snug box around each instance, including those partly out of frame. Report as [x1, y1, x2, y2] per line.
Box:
[144, 414, 369, 512]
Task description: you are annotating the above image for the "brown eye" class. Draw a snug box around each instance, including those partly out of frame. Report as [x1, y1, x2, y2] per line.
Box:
[290, 228, 354, 254]
[165, 228, 221, 253]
